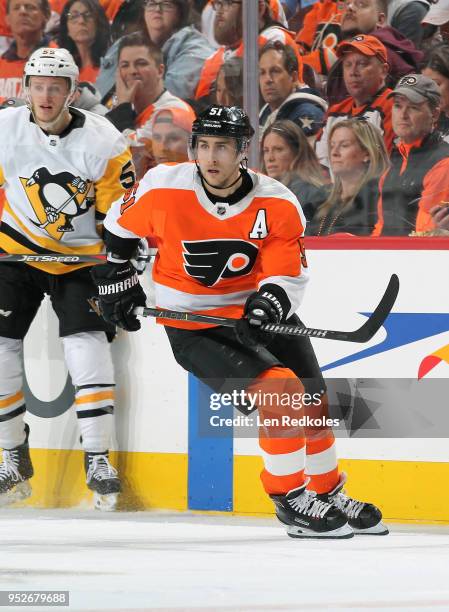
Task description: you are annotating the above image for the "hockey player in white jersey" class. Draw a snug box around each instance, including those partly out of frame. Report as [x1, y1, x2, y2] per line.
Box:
[0, 48, 139, 510]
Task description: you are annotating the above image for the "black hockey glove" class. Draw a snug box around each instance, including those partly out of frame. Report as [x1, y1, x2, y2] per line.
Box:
[234, 290, 283, 348]
[90, 261, 147, 332]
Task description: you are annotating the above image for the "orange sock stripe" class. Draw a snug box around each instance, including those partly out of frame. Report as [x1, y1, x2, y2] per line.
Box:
[0, 391, 24, 408]
[261, 468, 305, 495]
[307, 468, 340, 494]
[75, 391, 115, 405]
[306, 432, 336, 455]
[259, 436, 305, 454]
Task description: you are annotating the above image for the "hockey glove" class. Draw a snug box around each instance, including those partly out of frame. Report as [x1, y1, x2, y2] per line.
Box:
[90, 261, 147, 332]
[234, 290, 283, 348]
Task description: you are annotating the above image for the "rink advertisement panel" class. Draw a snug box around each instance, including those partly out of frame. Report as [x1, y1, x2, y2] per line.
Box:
[15, 242, 449, 520]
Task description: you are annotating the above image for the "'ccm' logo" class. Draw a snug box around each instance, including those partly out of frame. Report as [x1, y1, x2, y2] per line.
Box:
[182, 239, 258, 286]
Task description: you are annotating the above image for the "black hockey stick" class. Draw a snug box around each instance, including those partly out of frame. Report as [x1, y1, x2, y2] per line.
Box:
[0, 251, 156, 264]
[134, 274, 399, 343]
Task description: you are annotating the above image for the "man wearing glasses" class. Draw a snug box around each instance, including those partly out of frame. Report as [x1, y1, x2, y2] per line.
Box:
[195, 0, 300, 106]
[0, 0, 53, 100]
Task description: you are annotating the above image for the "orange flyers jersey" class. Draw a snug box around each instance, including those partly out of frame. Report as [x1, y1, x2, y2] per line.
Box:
[0, 57, 26, 99]
[0, 106, 135, 274]
[315, 87, 394, 167]
[104, 162, 310, 329]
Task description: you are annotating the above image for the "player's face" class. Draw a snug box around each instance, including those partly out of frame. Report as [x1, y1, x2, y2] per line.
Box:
[259, 49, 297, 109]
[196, 136, 241, 187]
[422, 67, 449, 117]
[392, 95, 439, 144]
[152, 114, 189, 164]
[67, 1, 97, 46]
[29, 76, 71, 124]
[329, 126, 368, 179]
[118, 46, 163, 95]
[342, 52, 388, 105]
[262, 131, 295, 180]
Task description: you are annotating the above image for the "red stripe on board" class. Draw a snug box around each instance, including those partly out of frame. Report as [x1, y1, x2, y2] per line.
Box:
[304, 236, 449, 250]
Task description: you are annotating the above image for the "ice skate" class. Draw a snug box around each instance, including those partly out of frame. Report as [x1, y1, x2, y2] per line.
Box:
[317, 473, 389, 535]
[0, 424, 33, 506]
[85, 452, 121, 512]
[270, 479, 353, 539]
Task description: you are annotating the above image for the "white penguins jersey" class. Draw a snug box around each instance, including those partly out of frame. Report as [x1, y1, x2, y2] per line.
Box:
[0, 105, 136, 274]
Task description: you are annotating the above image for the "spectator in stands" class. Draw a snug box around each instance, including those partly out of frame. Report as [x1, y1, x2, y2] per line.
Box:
[195, 0, 298, 106]
[327, 0, 423, 105]
[200, 0, 287, 50]
[261, 120, 327, 221]
[151, 106, 195, 165]
[295, 0, 342, 77]
[0, 0, 13, 54]
[309, 118, 389, 236]
[373, 75, 449, 236]
[315, 35, 393, 167]
[423, 43, 449, 140]
[58, 0, 110, 84]
[387, 0, 430, 47]
[144, 0, 213, 101]
[94, 0, 146, 102]
[0, 0, 51, 99]
[259, 41, 327, 139]
[106, 32, 194, 176]
[215, 56, 243, 107]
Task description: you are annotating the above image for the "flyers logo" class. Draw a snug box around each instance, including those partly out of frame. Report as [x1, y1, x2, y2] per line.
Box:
[182, 239, 258, 286]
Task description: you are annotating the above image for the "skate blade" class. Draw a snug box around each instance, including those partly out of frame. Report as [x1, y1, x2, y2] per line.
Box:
[93, 491, 119, 512]
[0, 480, 32, 507]
[286, 522, 354, 539]
[352, 521, 389, 535]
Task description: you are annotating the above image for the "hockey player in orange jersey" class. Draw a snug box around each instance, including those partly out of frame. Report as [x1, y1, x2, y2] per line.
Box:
[91, 105, 388, 538]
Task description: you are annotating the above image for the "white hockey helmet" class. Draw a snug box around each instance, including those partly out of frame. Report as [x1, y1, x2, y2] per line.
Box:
[23, 47, 79, 96]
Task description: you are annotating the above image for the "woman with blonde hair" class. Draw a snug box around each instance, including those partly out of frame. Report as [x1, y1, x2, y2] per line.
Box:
[261, 120, 327, 220]
[308, 118, 390, 236]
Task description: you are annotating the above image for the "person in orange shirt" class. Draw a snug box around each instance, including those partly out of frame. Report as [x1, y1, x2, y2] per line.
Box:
[315, 35, 393, 167]
[57, 0, 110, 84]
[0, 0, 52, 99]
[374, 74, 449, 236]
[91, 104, 388, 538]
[105, 32, 195, 178]
[195, 0, 301, 105]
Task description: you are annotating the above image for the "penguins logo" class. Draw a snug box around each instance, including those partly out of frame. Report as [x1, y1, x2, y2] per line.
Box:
[21, 168, 94, 239]
[182, 239, 259, 286]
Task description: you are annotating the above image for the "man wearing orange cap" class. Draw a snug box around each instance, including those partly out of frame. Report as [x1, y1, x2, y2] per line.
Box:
[150, 107, 195, 166]
[315, 34, 394, 167]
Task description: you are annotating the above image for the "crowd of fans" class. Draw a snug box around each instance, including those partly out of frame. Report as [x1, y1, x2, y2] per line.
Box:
[1, 0, 449, 236]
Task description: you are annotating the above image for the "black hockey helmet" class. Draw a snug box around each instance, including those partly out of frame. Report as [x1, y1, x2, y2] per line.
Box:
[190, 105, 255, 154]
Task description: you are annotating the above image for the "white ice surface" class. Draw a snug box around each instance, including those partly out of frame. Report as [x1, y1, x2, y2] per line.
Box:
[1, 509, 449, 612]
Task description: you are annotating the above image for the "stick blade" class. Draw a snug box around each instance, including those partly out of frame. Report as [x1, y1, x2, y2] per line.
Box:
[347, 273, 400, 343]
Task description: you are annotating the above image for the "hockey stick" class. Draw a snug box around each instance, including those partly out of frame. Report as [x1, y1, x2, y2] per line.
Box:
[0, 251, 156, 264]
[134, 274, 399, 343]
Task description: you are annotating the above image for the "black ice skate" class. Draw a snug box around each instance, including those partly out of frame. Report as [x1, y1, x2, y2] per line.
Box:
[85, 452, 121, 512]
[270, 479, 353, 539]
[317, 473, 389, 535]
[0, 424, 33, 506]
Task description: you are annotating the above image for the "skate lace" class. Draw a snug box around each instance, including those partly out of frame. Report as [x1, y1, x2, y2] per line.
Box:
[87, 455, 118, 482]
[0, 450, 21, 483]
[332, 491, 364, 519]
[288, 489, 331, 519]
